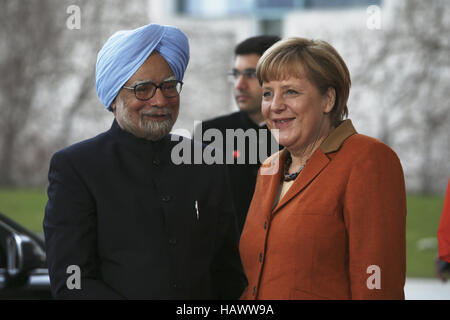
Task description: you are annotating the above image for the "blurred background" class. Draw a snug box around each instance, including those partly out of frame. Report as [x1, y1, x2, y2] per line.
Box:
[0, 0, 449, 299]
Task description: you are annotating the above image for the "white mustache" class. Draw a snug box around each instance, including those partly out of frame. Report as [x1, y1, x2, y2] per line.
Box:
[141, 109, 173, 118]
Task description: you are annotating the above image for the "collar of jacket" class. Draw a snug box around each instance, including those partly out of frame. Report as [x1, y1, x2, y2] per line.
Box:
[320, 119, 357, 154]
[267, 119, 357, 164]
[260, 119, 357, 216]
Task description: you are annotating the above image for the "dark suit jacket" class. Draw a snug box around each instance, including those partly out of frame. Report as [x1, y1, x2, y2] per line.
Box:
[194, 111, 280, 234]
[44, 120, 246, 299]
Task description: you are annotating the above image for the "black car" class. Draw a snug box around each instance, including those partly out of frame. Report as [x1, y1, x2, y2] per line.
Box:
[0, 212, 51, 299]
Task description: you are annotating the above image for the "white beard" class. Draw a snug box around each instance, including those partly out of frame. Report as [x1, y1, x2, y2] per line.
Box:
[115, 97, 175, 141]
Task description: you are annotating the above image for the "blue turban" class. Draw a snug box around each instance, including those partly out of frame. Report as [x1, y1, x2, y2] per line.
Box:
[95, 24, 190, 110]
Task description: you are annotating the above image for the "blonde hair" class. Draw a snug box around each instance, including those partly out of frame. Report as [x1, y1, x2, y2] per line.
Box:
[256, 37, 351, 126]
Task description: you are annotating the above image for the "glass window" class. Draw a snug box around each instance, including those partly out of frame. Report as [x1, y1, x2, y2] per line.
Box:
[176, 0, 381, 17]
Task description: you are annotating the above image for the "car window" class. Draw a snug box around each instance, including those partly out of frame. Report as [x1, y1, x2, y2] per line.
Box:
[0, 226, 8, 269]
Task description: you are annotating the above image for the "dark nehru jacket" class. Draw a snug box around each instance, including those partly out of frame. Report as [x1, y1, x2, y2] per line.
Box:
[195, 111, 280, 234]
[44, 120, 246, 299]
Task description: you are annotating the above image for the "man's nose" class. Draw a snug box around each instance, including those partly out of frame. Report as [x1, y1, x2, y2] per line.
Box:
[234, 75, 248, 90]
[149, 87, 169, 107]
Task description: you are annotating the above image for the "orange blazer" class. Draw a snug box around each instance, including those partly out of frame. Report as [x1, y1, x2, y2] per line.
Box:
[438, 178, 450, 262]
[239, 120, 406, 300]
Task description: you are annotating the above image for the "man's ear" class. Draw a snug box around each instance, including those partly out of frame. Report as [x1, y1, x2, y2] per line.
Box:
[323, 87, 336, 114]
[110, 97, 117, 114]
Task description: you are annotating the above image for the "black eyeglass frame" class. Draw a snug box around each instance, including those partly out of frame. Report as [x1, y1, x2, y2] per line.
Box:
[227, 69, 257, 80]
[123, 79, 183, 101]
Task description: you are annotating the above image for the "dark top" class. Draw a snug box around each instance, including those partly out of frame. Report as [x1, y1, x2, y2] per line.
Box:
[44, 120, 246, 299]
[194, 111, 280, 234]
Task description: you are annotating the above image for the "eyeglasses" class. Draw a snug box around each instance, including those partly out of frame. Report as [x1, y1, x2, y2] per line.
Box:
[123, 80, 183, 100]
[227, 69, 257, 81]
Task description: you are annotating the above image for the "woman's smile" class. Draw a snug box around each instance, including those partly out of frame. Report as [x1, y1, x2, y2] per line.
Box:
[272, 118, 295, 129]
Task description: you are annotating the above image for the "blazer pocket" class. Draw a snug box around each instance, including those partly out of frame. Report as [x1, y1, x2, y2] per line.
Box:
[289, 288, 330, 300]
[295, 214, 348, 300]
[294, 210, 335, 216]
[292, 214, 345, 295]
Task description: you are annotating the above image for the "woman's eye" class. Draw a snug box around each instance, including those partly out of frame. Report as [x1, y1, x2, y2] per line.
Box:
[286, 89, 298, 95]
[262, 91, 273, 98]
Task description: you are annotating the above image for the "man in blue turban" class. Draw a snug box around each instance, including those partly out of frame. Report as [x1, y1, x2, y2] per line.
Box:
[44, 24, 246, 299]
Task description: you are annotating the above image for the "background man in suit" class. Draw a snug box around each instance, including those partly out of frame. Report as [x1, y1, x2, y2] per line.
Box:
[195, 36, 281, 234]
[43, 23, 245, 299]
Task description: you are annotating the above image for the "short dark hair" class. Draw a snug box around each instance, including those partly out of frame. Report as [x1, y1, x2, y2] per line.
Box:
[235, 35, 281, 57]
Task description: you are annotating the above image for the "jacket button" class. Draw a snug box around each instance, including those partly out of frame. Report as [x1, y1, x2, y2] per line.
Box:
[162, 195, 171, 202]
[169, 238, 177, 246]
[152, 158, 161, 166]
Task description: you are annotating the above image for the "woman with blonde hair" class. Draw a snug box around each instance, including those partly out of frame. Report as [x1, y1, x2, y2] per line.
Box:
[239, 38, 406, 300]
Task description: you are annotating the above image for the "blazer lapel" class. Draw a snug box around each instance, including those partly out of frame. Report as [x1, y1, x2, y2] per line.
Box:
[272, 149, 330, 215]
[269, 119, 356, 217]
[256, 150, 285, 221]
